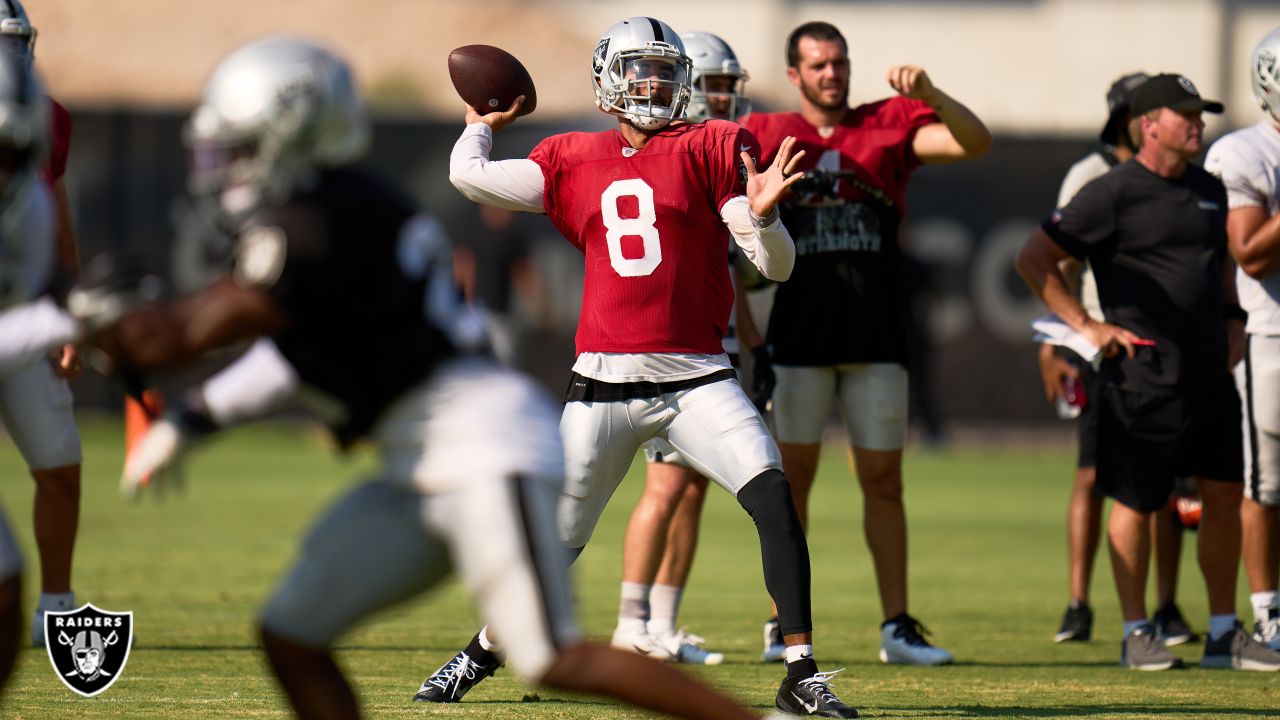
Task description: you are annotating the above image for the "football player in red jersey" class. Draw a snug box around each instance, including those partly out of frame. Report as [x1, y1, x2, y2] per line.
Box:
[610, 30, 761, 667]
[0, 0, 91, 648]
[745, 21, 990, 666]
[71, 36, 780, 720]
[416, 17, 858, 718]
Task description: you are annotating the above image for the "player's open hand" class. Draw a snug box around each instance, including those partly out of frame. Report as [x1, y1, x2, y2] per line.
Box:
[743, 135, 806, 217]
[465, 96, 525, 132]
[887, 65, 941, 107]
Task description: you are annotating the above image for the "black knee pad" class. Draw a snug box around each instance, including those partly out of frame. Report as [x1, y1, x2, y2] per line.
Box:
[737, 469, 801, 530]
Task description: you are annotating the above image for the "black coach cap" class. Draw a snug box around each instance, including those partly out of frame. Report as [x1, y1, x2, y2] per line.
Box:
[1099, 72, 1149, 144]
[1129, 74, 1224, 116]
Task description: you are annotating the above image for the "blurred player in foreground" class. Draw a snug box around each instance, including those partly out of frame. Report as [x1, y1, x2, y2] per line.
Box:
[0, 0, 91, 647]
[609, 29, 763, 667]
[85, 36, 777, 720]
[421, 16, 859, 718]
[0, 49, 61, 694]
[1205, 27, 1280, 651]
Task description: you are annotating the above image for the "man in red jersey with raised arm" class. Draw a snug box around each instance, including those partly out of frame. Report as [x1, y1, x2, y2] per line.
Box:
[415, 16, 859, 718]
[746, 21, 990, 666]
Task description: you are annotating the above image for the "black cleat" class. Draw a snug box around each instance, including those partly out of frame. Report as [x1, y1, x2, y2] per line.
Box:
[1054, 601, 1093, 643]
[412, 650, 499, 703]
[1151, 602, 1198, 646]
[774, 669, 859, 718]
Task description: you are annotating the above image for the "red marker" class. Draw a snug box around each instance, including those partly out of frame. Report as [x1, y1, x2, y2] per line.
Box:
[1131, 338, 1156, 347]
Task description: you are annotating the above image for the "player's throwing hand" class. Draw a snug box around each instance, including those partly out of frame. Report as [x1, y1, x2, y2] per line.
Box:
[742, 135, 806, 217]
[465, 95, 525, 132]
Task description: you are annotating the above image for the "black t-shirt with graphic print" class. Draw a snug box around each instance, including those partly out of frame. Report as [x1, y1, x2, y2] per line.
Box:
[1042, 159, 1230, 395]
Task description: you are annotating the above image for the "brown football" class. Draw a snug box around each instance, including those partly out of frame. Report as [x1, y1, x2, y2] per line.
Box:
[447, 44, 537, 117]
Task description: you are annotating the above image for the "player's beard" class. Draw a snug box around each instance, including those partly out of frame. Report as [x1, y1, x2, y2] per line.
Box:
[800, 75, 847, 112]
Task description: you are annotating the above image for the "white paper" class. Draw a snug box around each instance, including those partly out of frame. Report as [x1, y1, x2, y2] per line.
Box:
[1031, 314, 1100, 363]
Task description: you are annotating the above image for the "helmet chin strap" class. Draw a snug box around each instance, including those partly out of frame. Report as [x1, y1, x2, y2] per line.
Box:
[627, 113, 671, 131]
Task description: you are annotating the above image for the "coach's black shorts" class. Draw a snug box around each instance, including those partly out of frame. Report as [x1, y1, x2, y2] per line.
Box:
[1077, 363, 1101, 469]
[1095, 375, 1243, 512]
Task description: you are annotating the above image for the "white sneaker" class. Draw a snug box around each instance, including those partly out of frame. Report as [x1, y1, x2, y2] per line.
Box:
[1254, 608, 1280, 651]
[762, 617, 786, 663]
[655, 628, 724, 665]
[611, 626, 674, 661]
[879, 613, 954, 665]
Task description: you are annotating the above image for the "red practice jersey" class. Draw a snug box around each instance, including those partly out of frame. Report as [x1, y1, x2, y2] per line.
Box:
[41, 97, 72, 185]
[529, 120, 758, 356]
[744, 98, 939, 365]
[744, 97, 937, 216]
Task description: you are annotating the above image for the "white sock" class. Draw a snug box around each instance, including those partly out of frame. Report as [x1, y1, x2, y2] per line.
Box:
[1122, 619, 1145, 638]
[784, 644, 813, 664]
[477, 626, 499, 652]
[38, 592, 75, 612]
[1251, 591, 1279, 623]
[647, 584, 682, 637]
[1208, 614, 1237, 641]
[617, 582, 651, 635]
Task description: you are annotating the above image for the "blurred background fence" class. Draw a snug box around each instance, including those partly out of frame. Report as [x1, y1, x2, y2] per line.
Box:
[35, 0, 1280, 434]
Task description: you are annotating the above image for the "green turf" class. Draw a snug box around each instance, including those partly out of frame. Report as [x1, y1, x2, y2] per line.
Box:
[0, 417, 1276, 718]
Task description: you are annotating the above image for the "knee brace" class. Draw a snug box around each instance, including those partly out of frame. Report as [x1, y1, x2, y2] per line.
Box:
[737, 469, 812, 636]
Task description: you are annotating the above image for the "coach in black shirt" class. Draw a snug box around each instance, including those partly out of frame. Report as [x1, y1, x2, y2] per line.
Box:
[1018, 74, 1280, 672]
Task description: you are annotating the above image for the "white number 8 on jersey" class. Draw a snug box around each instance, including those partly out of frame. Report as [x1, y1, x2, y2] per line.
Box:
[602, 178, 661, 277]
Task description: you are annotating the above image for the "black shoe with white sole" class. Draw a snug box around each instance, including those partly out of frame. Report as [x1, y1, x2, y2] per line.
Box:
[774, 669, 859, 718]
[1151, 602, 1197, 646]
[412, 650, 499, 703]
[1054, 601, 1093, 643]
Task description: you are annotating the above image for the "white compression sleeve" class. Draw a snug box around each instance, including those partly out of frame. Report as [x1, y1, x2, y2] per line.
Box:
[721, 196, 795, 281]
[448, 124, 546, 213]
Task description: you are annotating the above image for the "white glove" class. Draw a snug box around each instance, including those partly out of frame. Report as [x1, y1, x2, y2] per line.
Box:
[121, 417, 188, 500]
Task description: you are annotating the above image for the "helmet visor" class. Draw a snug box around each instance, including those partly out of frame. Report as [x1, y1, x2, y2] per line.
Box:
[623, 57, 680, 106]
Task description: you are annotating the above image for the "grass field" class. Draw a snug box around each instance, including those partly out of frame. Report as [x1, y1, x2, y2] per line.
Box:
[0, 417, 1277, 719]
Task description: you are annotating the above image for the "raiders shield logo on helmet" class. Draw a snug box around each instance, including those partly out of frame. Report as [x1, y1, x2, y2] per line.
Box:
[44, 603, 134, 697]
[593, 37, 610, 75]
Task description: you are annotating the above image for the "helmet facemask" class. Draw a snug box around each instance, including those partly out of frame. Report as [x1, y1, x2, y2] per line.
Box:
[595, 42, 691, 130]
[1254, 32, 1280, 124]
[186, 99, 315, 226]
[0, 9, 36, 68]
[688, 72, 749, 122]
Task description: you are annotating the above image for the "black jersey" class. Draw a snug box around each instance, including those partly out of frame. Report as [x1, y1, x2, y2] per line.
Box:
[1043, 159, 1230, 395]
[231, 165, 468, 446]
